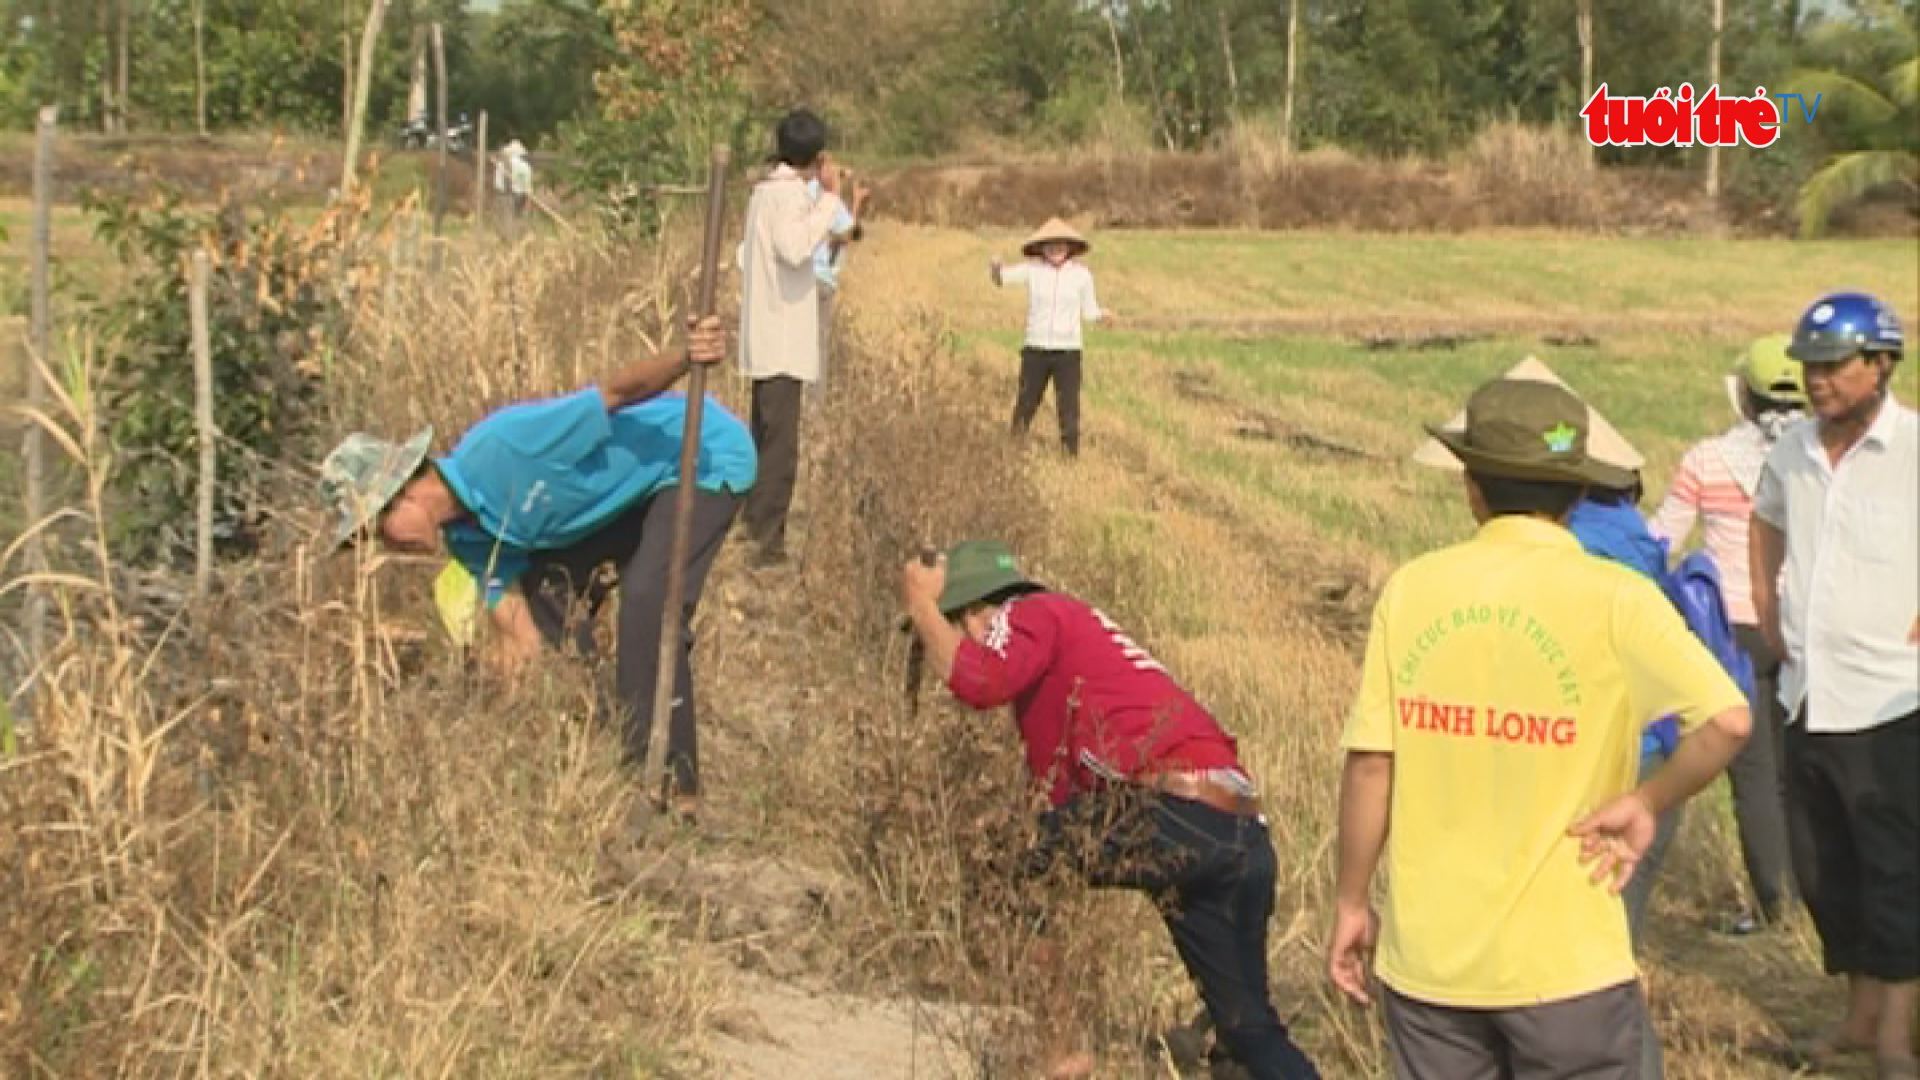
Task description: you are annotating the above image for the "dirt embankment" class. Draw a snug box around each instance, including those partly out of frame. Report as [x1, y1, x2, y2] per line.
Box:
[0, 133, 341, 200]
[873, 151, 1725, 234]
[14, 132, 1914, 238]
[0, 132, 488, 209]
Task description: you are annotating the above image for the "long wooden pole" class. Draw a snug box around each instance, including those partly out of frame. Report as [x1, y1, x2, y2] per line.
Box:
[431, 21, 449, 260]
[189, 250, 215, 598]
[473, 110, 488, 223]
[646, 144, 731, 805]
[24, 107, 54, 670]
[340, 0, 388, 196]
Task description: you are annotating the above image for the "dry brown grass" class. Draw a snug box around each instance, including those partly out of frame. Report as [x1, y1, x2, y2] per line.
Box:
[7, 195, 1897, 1077]
[0, 234, 736, 1077]
[671, 288, 1393, 1072]
[874, 123, 1719, 235]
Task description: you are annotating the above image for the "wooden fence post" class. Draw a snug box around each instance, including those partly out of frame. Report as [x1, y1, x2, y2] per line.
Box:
[23, 106, 55, 674]
[341, 0, 389, 197]
[431, 21, 448, 266]
[189, 250, 215, 598]
[474, 110, 488, 226]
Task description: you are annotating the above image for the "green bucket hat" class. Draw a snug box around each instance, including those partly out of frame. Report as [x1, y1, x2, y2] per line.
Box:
[1425, 380, 1625, 488]
[936, 539, 1039, 616]
[318, 427, 434, 550]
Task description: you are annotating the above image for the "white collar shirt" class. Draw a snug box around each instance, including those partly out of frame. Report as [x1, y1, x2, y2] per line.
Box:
[998, 259, 1101, 351]
[737, 165, 843, 382]
[1753, 397, 1919, 732]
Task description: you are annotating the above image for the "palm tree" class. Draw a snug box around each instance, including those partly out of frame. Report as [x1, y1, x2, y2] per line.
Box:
[1789, 25, 1918, 237]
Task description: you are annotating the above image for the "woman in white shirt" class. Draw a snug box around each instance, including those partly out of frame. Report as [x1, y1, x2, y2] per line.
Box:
[991, 218, 1103, 457]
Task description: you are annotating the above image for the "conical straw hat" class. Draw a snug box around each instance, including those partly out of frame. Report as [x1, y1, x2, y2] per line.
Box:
[1412, 356, 1644, 477]
[1021, 217, 1089, 257]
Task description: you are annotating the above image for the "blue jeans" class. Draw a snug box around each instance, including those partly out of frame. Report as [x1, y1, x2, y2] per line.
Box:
[1034, 793, 1321, 1080]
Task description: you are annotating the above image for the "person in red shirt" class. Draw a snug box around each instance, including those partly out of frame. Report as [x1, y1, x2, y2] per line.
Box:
[900, 540, 1320, 1080]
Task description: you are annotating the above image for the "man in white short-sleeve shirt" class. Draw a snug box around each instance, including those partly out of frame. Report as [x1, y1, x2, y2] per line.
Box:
[1751, 290, 1918, 1075]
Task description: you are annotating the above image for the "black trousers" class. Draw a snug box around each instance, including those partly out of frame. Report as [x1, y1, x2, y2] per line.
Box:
[1033, 793, 1320, 1080]
[1728, 625, 1795, 920]
[744, 375, 804, 559]
[1012, 347, 1082, 455]
[1785, 709, 1920, 981]
[520, 486, 741, 796]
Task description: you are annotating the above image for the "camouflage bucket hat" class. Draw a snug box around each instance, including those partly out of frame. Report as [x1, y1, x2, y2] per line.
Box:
[1425, 380, 1620, 488]
[318, 428, 434, 550]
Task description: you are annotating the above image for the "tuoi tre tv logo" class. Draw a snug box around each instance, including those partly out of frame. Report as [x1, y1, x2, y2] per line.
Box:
[1581, 84, 1821, 149]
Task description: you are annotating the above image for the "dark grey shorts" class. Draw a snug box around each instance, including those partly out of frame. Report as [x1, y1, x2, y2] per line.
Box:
[1383, 981, 1647, 1080]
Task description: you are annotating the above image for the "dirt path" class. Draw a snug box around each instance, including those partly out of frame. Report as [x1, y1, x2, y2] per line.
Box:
[707, 973, 978, 1079]
[604, 534, 988, 1078]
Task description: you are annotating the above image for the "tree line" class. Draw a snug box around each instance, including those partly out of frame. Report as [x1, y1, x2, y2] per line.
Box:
[2, 1, 1913, 226]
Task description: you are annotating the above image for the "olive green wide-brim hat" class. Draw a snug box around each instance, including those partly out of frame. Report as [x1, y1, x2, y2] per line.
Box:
[937, 539, 1040, 616]
[1020, 217, 1090, 259]
[1421, 378, 1627, 489]
[1413, 356, 1639, 490]
[317, 427, 434, 550]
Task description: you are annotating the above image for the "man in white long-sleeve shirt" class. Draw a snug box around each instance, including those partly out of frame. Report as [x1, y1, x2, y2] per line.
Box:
[738, 109, 847, 566]
[991, 218, 1103, 457]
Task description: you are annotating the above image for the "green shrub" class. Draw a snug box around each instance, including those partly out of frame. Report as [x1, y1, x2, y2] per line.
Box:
[83, 188, 356, 565]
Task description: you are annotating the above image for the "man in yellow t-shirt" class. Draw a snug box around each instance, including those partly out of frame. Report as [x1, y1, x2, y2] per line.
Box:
[1328, 378, 1751, 1078]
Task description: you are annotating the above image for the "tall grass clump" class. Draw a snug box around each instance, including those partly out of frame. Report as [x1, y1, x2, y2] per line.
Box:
[0, 233, 726, 1076]
[1453, 119, 1608, 229]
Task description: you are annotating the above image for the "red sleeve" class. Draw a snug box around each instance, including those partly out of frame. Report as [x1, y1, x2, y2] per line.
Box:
[947, 599, 1056, 710]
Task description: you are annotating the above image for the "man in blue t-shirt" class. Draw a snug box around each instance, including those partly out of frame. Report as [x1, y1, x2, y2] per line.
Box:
[319, 319, 755, 820]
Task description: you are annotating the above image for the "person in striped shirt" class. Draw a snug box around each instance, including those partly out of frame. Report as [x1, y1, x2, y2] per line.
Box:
[1648, 334, 1808, 932]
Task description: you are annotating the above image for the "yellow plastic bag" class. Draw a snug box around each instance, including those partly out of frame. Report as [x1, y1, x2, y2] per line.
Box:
[434, 559, 478, 648]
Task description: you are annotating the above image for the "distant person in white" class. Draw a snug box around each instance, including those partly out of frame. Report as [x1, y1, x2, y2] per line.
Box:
[990, 218, 1105, 457]
[497, 140, 532, 219]
[1750, 290, 1918, 1078]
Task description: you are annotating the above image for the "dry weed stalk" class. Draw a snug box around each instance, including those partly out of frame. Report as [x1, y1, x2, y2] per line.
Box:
[2, 254, 724, 1076]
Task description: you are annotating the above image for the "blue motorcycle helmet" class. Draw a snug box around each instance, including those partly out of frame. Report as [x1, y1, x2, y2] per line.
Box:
[1787, 292, 1905, 365]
